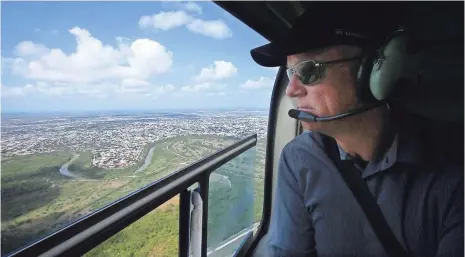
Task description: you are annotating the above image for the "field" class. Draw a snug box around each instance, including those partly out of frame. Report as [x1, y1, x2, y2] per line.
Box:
[1, 135, 266, 256]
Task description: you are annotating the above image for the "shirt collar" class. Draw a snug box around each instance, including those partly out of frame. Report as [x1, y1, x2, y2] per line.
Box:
[337, 135, 397, 167]
[337, 144, 351, 161]
[337, 129, 425, 179]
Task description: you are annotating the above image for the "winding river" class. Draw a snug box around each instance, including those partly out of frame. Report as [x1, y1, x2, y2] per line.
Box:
[59, 154, 82, 178]
[134, 146, 156, 173]
[59, 145, 156, 178]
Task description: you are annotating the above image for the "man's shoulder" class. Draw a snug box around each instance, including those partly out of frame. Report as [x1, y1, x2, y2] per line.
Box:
[430, 156, 463, 195]
[282, 131, 325, 155]
[280, 131, 332, 167]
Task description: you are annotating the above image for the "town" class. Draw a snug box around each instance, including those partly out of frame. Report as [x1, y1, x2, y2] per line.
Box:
[1, 111, 269, 169]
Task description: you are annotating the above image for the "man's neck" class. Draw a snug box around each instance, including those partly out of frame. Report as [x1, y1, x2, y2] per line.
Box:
[333, 108, 393, 162]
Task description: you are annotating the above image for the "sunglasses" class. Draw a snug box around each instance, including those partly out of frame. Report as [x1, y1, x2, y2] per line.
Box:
[286, 56, 363, 85]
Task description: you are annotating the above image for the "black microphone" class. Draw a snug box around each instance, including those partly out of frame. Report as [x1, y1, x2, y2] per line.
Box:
[288, 102, 386, 122]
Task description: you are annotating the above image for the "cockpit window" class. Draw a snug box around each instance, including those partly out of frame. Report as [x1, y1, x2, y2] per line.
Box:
[1, 1, 273, 255]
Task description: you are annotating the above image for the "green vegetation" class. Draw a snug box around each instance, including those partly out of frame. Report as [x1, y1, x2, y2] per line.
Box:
[1, 135, 266, 256]
[1, 152, 73, 253]
[85, 199, 179, 257]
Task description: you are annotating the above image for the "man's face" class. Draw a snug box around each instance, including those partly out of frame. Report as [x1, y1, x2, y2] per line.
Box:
[286, 45, 361, 133]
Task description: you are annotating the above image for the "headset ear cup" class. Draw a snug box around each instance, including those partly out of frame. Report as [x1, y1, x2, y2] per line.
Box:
[356, 30, 410, 104]
[369, 33, 409, 101]
[356, 48, 378, 104]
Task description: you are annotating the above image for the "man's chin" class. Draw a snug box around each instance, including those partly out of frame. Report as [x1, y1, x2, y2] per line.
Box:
[301, 120, 339, 135]
[301, 121, 324, 132]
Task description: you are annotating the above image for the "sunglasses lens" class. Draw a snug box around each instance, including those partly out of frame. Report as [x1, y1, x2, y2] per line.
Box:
[298, 62, 319, 85]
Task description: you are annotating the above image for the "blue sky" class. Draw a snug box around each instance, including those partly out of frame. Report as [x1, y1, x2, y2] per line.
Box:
[1, 1, 279, 113]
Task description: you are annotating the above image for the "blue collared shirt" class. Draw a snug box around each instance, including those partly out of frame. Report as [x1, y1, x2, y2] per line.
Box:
[268, 128, 463, 257]
[337, 134, 399, 173]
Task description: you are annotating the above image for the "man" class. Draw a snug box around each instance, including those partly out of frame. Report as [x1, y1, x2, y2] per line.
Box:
[250, 2, 463, 257]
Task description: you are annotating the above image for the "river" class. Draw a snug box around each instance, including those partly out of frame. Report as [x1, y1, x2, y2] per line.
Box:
[210, 173, 232, 188]
[59, 145, 156, 178]
[59, 154, 82, 178]
[134, 146, 156, 173]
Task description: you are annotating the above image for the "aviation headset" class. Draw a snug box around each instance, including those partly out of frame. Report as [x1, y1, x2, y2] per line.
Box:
[355, 29, 413, 105]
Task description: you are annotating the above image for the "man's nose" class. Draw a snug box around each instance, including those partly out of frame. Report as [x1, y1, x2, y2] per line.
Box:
[286, 75, 307, 98]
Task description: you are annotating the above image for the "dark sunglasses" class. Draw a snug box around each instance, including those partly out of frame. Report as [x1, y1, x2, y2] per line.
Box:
[286, 56, 363, 85]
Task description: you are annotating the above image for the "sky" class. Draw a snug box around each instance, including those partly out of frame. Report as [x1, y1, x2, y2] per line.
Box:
[1, 1, 279, 113]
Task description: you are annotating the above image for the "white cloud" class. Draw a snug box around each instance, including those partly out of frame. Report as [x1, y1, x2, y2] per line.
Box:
[2, 81, 176, 98]
[111, 81, 175, 96]
[118, 79, 150, 94]
[117, 82, 175, 95]
[37, 82, 97, 96]
[138, 10, 232, 39]
[181, 83, 213, 92]
[154, 84, 175, 94]
[138, 11, 193, 30]
[181, 2, 202, 14]
[116, 36, 131, 44]
[14, 41, 49, 57]
[194, 61, 237, 82]
[186, 19, 232, 39]
[160, 1, 203, 15]
[208, 92, 226, 96]
[2, 82, 73, 97]
[10, 27, 173, 84]
[240, 77, 274, 90]
[122, 78, 150, 87]
[179, 83, 225, 98]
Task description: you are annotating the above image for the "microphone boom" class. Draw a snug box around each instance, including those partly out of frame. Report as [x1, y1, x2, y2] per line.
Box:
[288, 102, 386, 122]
